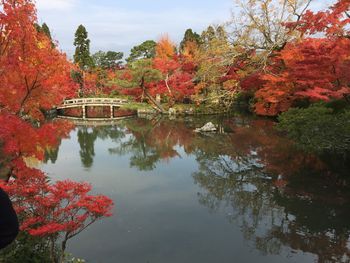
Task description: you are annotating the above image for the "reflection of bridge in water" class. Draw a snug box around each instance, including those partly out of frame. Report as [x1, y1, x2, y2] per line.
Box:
[56, 116, 132, 126]
[57, 98, 134, 120]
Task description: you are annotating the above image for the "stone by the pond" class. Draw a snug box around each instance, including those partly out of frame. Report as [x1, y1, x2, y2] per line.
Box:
[195, 122, 217, 132]
[169, 108, 177, 115]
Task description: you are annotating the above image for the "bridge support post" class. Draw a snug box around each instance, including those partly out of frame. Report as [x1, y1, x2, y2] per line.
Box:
[82, 105, 86, 119]
[110, 105, 113, 119]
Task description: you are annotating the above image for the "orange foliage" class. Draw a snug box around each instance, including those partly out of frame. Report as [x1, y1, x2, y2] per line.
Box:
[155, 35, 176, 59]
[255, 38, 350, 116]
[0, 0, 78, 120]
[182, 41, 199, 60]
[151, 35, 196, 102]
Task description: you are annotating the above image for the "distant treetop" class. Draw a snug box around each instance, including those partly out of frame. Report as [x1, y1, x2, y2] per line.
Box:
[127, 40, 157, 63]
[74, 24, 93, 70]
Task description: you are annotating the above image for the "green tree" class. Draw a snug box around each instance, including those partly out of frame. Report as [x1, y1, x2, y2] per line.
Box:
[0, 233, 52, 263]
[200, 26, 216, 46]
[92, 50, 124, 69]
[277, 104, 350, 154]
[34, 22, 54, 47]
[70, 70, 84, 97]
[34, 22, 52, 39]
[180, 28, 201, 51]
[194, 25, 238, 109]
[41, 23, 52, 40]
[200, 25, 229, 48]
[126, 40, 157, 63]
[73, 25, 93, 70]
[216, 26, 228, 42]
[77, 127, 98, 168]
[114, 59, 164, 112]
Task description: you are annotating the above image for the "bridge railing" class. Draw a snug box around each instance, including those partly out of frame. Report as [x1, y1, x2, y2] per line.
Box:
[63, 98, 128, 105]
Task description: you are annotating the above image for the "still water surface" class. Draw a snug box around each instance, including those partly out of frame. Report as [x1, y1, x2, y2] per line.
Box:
[41, 115, 350, 263]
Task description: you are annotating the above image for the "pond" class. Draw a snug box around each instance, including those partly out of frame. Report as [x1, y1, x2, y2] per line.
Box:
[39, 115, 350, 263]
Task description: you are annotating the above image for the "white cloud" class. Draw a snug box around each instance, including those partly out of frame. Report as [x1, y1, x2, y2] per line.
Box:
[36, 0, 78, 10]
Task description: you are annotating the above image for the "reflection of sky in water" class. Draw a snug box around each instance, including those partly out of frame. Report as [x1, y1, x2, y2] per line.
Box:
[39, 117, 350, 263]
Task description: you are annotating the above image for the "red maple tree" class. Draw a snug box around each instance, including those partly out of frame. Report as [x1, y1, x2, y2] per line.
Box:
[291, 0, 350, 38]
[0, 2, 114, 260]
[152, 36, 196, 102]
[251, 0, 350, 116]
[0, 165, 113, 263]
[0, 0, 78, 121]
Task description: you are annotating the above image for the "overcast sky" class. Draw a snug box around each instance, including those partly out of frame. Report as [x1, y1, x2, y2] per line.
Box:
[35, 0, 334, 58]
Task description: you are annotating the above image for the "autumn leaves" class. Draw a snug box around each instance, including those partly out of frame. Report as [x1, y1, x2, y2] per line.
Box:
[0, 1, 112, 259]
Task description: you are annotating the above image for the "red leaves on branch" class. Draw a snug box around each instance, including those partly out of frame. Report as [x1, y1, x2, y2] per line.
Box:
[151, 36, 196, 102]
[0, 166, 113, 238]
[255, 38, 350, 116]
[0, 113, 113, 245]
[291, 0, 350, 37]
[0, 111, 114, 250]
[246, 0, 350, 116]
[153, 56, 180, 75]
[0, 1, 112, 252]
[0, 0, 78, 120]
[0, 110, 113, 243]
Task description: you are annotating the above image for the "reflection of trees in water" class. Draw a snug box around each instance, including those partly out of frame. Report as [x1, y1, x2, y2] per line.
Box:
[72, 120, 161, 171]
[88, 116, 242, 171]
[78, 127, 98, 168]
[77, 125, 127, 168]
[108, 117, 186, 171]
[193, 152, 286, 255]
[108, 118, 161, 171]
[110, 136, 160, 171]
[271, 170, 350, 263]
[44, 147, 59, 164]
[71, 116, 350, 262]
[193, 148, 350, 262]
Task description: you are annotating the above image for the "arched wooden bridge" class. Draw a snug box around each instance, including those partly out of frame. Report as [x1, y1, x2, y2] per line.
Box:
[56, 97, 132, 120]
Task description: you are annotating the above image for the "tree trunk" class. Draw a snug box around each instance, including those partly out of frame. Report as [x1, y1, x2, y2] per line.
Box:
[165, 74, 173, 97]
[144, 89, 165, 113]
[49, 237, 57, 263]
[59, 239, 67, 263]
[140, 77, 165, 113]
[140, 89, 145, 102]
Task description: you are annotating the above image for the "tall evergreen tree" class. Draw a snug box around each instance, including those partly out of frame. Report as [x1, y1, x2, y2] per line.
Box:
[73, 25, 93, 70]
[41, 23, 52, 40]
[216, 26, 228, 42]
[201, 26, 216, 44]
[180, 29, 201, 51]
[200, 25, 229, 49]
[34, 22, 54, 46]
